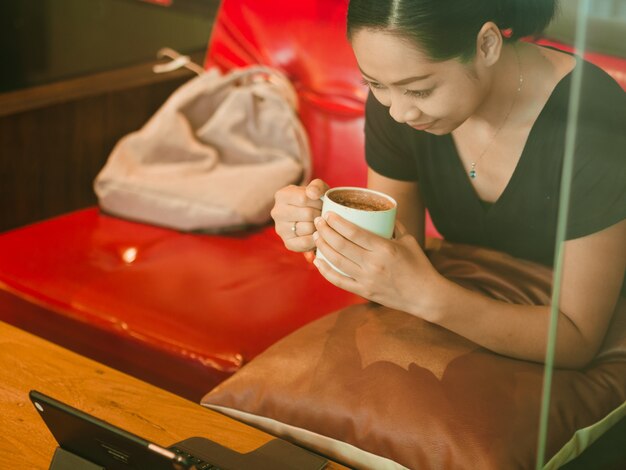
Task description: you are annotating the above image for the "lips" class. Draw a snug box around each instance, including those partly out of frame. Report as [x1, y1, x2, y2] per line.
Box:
[408, 121, 436, 131]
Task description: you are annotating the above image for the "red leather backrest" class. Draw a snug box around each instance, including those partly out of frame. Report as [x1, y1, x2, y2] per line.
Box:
[204, 0, 365, 108]
[204, 0, 368, 187]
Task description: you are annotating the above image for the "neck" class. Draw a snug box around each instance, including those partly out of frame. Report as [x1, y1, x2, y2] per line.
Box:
[468, 43, 523, 130]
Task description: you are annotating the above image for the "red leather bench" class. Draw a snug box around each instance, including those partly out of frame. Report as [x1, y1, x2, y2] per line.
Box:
[1, 0, 624, 402]
[0, 0, 372, 401]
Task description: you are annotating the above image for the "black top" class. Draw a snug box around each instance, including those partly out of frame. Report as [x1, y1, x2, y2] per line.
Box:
[365, 55, 626, 295]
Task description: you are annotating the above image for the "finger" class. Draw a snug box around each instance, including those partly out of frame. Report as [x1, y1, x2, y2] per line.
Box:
[313, 226, 362, 275]
[321, 212, 380, 251]
[393, 220, 408, 239]
[272, 204, 321, 227]
[275, 220, 316, 245]
[312, 253, 362, 294]
[274, 212, 316, 249]
[274, 185, 323, 209]
[305, 179, 329, 201]
[292, 221, 316, 237]
[313, 216, 368, 267]
[274, 184, 300, 203]
[283, 235, 317, 253]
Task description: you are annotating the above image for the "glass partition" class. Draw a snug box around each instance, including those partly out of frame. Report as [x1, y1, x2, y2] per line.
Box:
[538, 0, 625, 467]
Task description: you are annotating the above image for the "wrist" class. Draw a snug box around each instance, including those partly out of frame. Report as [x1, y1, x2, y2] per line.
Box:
[407, 271, 452, 323]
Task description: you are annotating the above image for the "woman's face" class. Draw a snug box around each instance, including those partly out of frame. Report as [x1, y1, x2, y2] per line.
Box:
[351, 29, 488, 135]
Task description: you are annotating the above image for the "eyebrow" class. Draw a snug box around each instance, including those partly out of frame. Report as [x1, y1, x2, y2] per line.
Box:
[359, 67, 432, 86]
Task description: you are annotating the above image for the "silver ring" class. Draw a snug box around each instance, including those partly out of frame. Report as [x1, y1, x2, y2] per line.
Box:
[291, 221, 298, 235]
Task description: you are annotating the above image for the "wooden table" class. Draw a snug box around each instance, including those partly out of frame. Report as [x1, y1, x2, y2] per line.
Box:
[0, 320, 346, 469]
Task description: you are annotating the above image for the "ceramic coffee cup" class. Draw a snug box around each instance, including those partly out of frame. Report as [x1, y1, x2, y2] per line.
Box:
[316, 187, 397, 275]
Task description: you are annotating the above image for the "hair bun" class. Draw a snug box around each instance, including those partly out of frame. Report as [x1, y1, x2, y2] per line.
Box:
[495, 0, 558, 40]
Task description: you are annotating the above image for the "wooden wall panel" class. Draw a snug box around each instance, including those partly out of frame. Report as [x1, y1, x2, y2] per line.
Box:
[0, 55, 201, 232]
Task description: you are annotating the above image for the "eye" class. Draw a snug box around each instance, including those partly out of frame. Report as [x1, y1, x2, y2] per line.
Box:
[360, 78, 385, 90]
[404, 88, 433, 99]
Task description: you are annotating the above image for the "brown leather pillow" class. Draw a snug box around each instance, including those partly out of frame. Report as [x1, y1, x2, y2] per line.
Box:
[202, 241, 626, 469]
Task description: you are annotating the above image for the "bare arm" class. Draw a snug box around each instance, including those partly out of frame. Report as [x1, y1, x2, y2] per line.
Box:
[314, 197, 625, 367]
[420, 219, 625, 367]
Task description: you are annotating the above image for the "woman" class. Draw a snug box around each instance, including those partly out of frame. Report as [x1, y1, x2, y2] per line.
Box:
[271, 0, 626, 367]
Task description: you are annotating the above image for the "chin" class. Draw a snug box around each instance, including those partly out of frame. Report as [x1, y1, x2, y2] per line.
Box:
[424, 127, 450, 136]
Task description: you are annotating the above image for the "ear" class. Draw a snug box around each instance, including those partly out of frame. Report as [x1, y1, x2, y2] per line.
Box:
[475, 22, 503, 67]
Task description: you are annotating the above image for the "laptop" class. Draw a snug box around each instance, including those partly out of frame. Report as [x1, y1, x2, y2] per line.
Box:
[30, 390, 198, 469]
[30, 390, 328, 470]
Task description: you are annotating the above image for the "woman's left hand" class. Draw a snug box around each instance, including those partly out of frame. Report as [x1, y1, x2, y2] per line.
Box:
[312, 212, 443, 317]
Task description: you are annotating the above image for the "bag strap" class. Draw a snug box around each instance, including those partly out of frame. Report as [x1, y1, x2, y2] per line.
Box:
[153, 48, 299, 111]
[220, 65, 300, 111]
[153, 48, 206, 76]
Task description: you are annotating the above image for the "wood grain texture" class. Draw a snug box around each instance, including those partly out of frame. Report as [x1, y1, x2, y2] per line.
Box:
[0, 52, 206, 118]
[0, 54, 204, 233]
[0, 321, 347, 469]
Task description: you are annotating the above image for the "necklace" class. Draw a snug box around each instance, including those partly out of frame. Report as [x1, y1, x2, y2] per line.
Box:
[469, 46, 524, 179]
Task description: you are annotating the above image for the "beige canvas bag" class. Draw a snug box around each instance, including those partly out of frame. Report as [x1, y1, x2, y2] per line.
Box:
[94, 55, 311, 232]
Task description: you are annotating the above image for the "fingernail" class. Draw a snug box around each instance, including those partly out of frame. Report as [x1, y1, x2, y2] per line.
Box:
[323, 212, 329, 221]
[314, 216, 321, 226]
[312, 231, 319, 241]
[313, 258, 320, 268]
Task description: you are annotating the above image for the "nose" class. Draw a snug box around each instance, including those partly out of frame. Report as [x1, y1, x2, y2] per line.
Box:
[388, 95, 421, 123]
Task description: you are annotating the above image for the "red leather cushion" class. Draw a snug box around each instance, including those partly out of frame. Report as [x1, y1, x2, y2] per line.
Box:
[0, 209, 363, 399]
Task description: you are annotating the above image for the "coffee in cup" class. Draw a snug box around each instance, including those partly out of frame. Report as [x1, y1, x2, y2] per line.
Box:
[327, 189, 395, 212]
[317, 187, 397, 275]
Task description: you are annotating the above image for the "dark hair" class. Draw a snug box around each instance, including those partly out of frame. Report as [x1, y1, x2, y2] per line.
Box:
[347, 0, 559, 61]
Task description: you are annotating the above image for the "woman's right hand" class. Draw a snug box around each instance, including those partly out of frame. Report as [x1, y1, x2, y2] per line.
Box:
[271, 179, 329, 252]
